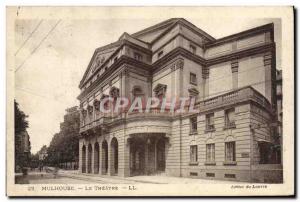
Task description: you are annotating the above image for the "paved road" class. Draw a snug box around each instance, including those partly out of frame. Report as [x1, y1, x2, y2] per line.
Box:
[16, 170, 247, 184]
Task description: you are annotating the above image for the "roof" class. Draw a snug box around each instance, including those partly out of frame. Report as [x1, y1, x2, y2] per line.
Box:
[132, 18, 215, 43]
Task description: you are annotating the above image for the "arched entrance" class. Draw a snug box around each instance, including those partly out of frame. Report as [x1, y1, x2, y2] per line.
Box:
[94, 142, 100, 174]
[82, 145, 86, 173]
[87, 144, 92, 173]
[101, 140, 108, 174]
[129, 134, 167, 176]
[110, 137, 118, 175]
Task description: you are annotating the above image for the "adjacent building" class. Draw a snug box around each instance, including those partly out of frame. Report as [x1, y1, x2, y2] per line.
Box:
[38, 145, 48, 161]
[276, 70, 283, 164]
[77, 18, 282, 182]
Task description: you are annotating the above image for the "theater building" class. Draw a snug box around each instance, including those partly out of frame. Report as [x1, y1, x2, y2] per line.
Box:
[77, 18, 282, 182]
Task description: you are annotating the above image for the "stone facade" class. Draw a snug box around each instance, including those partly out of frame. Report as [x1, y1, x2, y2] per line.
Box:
[77, 18, 282, 182]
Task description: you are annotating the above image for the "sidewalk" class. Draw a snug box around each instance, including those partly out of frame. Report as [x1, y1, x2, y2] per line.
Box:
[58, 170, 246, 184]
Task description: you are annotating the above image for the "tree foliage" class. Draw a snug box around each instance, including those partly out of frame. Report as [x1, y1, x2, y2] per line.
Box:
[45, 110, 79, 166]
[14, 100, 30, 171]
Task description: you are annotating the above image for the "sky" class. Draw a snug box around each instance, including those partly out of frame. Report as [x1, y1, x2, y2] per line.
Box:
[13, 8, 282, 153]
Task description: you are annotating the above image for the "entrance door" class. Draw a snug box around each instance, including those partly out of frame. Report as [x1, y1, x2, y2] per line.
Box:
[156, 138, 165, 171]
[133, 145, 145, 175]
[130, 138, 145, 175]
[129, 135, 166, 176]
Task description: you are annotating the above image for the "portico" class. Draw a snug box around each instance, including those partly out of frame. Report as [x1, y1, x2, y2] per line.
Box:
[128, 133, 167, 176]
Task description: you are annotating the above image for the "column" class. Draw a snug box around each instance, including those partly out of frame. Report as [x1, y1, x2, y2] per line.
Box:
[91, 142, 95, 174]
[107, 139, 111, 176]
[202, 66, 209, 98]
[85, 143, 89, 174]
[145, 141, 149, 175]
[154, 139, 157, 171]
[122, 137, 131, 177]
[231, 59, 239, 89]
[118, 137, 130, 177]
[79, 141, 82, 172]
[99, 140, 103, 175]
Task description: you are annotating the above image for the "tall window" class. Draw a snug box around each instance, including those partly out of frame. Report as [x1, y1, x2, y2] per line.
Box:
[190, 73, 197, 85]
[190, 145, 198, 163]
[134, 52, 143, 61]
[190, 44, 196, 54]
[206, 144, 215, 162]
[225, 142, 236, 162]
[225, 108, 235, 128]
[190, 117, 197, 134]
[206, 113, 215, 131]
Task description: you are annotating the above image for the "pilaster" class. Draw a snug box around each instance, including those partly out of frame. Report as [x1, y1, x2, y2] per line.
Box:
[202, 66, 209, 98]
[264, 52, 272, 103]
[231, 58, 239, 89]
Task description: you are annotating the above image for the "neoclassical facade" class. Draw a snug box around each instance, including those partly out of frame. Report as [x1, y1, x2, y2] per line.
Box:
[77, 18, 282, 182]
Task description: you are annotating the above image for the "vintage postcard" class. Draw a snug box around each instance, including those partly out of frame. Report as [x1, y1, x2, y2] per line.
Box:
[6, 6, 294, 196]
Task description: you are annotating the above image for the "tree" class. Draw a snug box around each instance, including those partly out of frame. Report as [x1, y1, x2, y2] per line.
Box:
[45, 108, 79, 169]
[15, 100, 28, 134]
[14, 100, 30, 171]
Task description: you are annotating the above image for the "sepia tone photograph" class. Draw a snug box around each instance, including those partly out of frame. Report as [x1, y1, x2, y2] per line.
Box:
[6, 6, 294, 196]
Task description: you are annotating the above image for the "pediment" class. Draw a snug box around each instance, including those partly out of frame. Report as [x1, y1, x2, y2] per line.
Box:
[79, 46, 119, 88]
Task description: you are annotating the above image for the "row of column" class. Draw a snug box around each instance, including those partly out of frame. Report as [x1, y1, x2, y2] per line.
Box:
[80, 138, 119, 176]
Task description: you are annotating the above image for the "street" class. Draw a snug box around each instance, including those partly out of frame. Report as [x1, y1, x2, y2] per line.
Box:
[15, 170, 247, 184]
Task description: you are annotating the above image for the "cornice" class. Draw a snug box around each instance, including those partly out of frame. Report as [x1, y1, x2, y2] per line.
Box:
[78, 42, 275, 101]
[206, 42, 275, 66]
[205, 23, 274, 48]
[152, 42, 275, 75]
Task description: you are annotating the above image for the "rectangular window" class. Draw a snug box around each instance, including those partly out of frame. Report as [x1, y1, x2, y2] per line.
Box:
[190, 117, 197, 133]
[190, 44, 196, 54]
[206, 173, 215, 177]
[190, 172, 198, 176]
[206, 113, 215, 131]
[225, 174, 236, 178]
[190, 73, 197, 85]
[206, 144, 215, 162]
[190, 145, 198, 163]
[225, 108, 235, 128]
[134, 52, 143, 61]
[158, 50, 164, 58]
[225, 142, 236, 162]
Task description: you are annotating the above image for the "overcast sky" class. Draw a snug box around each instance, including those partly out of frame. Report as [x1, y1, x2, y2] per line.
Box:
[14, 8, 281, 153]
